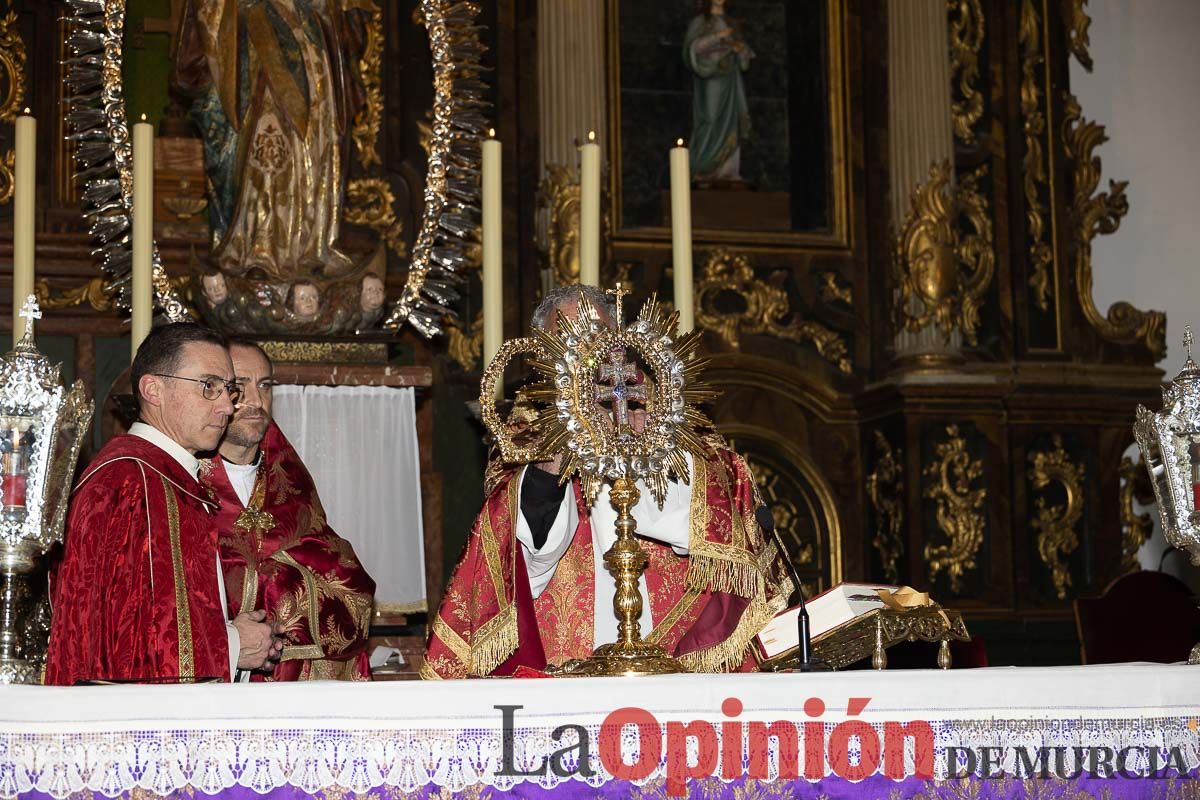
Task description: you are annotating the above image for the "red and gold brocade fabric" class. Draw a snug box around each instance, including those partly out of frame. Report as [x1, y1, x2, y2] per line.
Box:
[46, 435, 231, 685]
[199, 422, 375, 681]
[423, 441, 790, 679]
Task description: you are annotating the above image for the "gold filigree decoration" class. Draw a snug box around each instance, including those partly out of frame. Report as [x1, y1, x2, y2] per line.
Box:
[34, 278, 115, 312]
[947, 0, 985, 144]
[352, 1, 383, 169]
[0, 10, 27, 123]
[1028, 435, 1085, 600]
[893, 161, 995, 346]
[867, 430, 905, 585]
[537, 164, 582, 287]
[923, 424, 985, 594]
[346, 178, 407, 258]
[446, 310, 483, 372]
[818, 271, 852, 307]
[1020, 0, 1053, 313]
[1065, 0, 1093, 71]
[258, 341, 387, 363]
[697, 249, 852, 374]
[744, 455, 815, 566]
[0, 9, 26, 209]
[0, 148, 15, 206]
[1062, 92, 1166, 359]
[1118, 453, 1152, 573]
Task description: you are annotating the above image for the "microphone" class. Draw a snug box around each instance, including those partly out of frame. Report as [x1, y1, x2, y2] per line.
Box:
[756, 504, 815, 671]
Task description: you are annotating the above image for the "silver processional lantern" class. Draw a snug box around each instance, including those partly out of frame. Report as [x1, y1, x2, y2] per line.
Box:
[0, 297, 93, 684]
[1133, 325, 1200, 665]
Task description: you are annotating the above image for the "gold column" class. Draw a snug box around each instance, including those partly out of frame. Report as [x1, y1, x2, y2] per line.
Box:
[536, 0, 607, 289]
[887, 0, 958, 363]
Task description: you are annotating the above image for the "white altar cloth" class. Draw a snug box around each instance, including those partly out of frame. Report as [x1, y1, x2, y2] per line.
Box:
[2, 664, 1198, 797]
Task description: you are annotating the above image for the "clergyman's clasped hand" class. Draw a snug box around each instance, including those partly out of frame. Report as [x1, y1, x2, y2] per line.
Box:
[232, 609, 286, 671]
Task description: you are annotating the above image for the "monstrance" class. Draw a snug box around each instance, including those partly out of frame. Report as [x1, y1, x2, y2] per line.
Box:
[480, 285, 716, 676]
[1134, 325, 1200, 665]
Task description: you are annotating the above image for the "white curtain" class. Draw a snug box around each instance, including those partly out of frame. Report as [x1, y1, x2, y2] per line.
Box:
[272, 385, 426, 613]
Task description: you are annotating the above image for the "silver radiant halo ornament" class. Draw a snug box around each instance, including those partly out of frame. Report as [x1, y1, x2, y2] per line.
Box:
[0, 297, 93, 684]
[1133, 324, 1200, 665]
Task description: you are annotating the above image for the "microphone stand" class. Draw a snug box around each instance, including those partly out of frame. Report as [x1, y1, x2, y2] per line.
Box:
[756, 505, 825, 672]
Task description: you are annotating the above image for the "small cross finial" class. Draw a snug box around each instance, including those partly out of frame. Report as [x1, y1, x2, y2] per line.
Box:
[606, 282, 628, 325]
[1186, 325, 1194, 359]
[18, 294, 41, 339]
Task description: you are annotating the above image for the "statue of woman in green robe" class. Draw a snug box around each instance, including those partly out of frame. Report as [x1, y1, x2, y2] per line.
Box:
[683, 0, 755, 183]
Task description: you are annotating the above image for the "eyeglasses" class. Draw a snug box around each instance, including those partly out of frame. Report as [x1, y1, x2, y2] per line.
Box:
[154, 374, 242, 402]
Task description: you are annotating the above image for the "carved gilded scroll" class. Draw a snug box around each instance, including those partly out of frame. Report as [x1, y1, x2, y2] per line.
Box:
[346, 178, 407, 259]
[1062, 92, 1165, 359]
[866, 430, 905, 585]
[0, 10, 24, 207]
[1028, 436, 1084, 600]
[1118, 453, 1152, 573]
[947, 0, 985, 144]
[696, 249, 852, 374]
[352, 1, 384, 169]
[893, 161, 994, 346]
[446, 310, 483, 372]
[923, 425, 985, 594]
[1020, 0, 1053, 313]
[537, 164, 582, 287]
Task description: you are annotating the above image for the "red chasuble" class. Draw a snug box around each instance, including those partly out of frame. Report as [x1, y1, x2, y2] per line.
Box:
[423, 440, 790, 679]
[199, 422, 375, 681]
[45, 435, 230, 685]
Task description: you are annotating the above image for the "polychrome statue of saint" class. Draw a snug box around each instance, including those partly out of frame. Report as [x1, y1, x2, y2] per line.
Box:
[683, 0, 755, 183]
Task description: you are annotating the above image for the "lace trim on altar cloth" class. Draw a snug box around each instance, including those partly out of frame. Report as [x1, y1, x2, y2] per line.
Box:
[2, 717, 1199, 799]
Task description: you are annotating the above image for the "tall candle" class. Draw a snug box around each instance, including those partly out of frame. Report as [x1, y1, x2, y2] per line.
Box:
[12, 110, 34, 346]
[131, 115, 153, 357]
[482, 129, 503, 392]
[579, 130, 600, 286]
[669, 138, 694, 333]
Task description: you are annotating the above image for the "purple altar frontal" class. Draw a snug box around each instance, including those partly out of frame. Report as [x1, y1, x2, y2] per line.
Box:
[2, 664, 1197, 799]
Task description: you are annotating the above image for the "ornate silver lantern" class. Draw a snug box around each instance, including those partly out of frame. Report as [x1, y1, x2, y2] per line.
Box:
[1133, 325, 1200, 665]
[0, 297, 93, 683]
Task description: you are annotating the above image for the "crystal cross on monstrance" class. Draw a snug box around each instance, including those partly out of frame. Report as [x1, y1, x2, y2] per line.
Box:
[596, 346, 646, 431]
[18, 295, 41, 339]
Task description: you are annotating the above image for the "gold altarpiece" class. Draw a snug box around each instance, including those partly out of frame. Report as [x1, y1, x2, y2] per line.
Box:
[0, 0, 1167, 666]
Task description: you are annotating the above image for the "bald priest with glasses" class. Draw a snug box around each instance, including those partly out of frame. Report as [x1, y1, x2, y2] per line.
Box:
[45, 324, 283, 685]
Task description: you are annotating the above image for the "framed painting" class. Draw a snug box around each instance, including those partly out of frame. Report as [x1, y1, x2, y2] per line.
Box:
[606, 0, 850, 247]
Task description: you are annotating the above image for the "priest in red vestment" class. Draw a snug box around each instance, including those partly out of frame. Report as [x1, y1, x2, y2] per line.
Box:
[199, 340, 375, 681]
[46, 324, 282, 685]
[423, 287, 790, 679]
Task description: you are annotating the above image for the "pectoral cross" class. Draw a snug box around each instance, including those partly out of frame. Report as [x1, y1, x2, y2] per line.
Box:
[595, 346, 646, 431]
[18, 295, 41, 340]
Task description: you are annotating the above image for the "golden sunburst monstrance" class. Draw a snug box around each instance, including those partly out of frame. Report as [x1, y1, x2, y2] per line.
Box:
[480, 284, 717, 676]
[481, 285, 715, 507]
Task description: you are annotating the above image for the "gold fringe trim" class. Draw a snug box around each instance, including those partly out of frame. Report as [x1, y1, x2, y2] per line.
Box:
[419, 661, 443, 680]
[677, 589, 787, 673]
[684, 552, 765, 600]
[466, 601, 519, 677]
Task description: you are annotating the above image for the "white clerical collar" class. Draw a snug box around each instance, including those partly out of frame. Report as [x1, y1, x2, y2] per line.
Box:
[129, 421, 200, 481]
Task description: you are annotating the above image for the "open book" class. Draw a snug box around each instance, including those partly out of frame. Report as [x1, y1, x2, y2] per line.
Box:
[755, 582, 900, 660]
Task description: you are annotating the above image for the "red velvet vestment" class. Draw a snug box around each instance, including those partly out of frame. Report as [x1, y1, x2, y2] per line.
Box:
[45, 435, 231, 685]
[199, 422, 375, 681]
[423, 441, 790, 678]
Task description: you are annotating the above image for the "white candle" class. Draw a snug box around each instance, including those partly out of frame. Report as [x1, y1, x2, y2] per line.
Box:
[131, 115, 153, 357]
[482, 129, 503, 392]
[12, 110, 34, 346]
[579, 130, 600, 286]
[670, 138, 694, 334]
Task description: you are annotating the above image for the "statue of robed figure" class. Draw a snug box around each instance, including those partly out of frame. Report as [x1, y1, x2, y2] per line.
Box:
[683, 0, 755, 184]
[174, 0, 370, 284]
